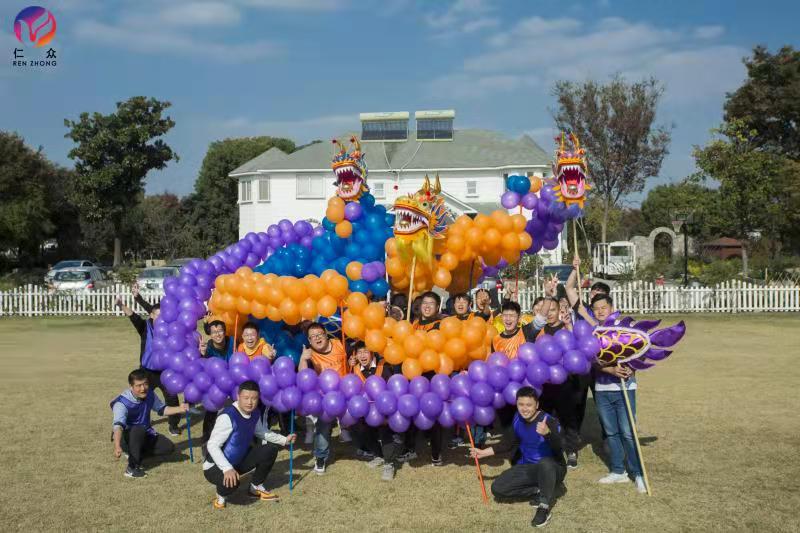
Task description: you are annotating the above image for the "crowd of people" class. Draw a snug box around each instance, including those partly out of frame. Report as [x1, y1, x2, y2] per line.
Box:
[110, 256, 645, 528]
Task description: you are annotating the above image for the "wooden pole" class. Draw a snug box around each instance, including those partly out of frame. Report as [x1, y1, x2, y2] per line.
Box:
[406, 256, 417, 321]
[465, 423, 489, 504]
[573, 218, 582, 302]
[619, 377, 652, 496]
[289, 409, 295, 492]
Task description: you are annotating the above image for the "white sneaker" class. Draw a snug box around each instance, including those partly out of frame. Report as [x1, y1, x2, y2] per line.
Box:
[635, 476, 647, 494]
[598, 473, 630, 484]
[366, 457, 385, 468]
[339, 428, 352, 443]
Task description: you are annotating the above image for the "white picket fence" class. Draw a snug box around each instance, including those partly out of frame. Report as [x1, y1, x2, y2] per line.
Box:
[518, 280, 800, 314]
[0, 280, 799, 317]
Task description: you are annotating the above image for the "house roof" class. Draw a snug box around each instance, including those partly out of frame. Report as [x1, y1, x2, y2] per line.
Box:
[229, 129, 552, 176]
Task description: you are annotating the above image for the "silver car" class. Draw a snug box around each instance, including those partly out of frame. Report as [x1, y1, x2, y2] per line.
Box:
[50, 267, 110, 292]
[45, 259, 99, 284]
[137, 266, 179, 290]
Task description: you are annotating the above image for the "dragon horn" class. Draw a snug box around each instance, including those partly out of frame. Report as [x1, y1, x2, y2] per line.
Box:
[632, 319, 662, 333]
[559, 132, 566, 153]
[433, 173, 442, 194]
[617, 316, 635, 327]
[422, 174, 431, 193]
[570, 132, 581, 151]
[649, 321, 687, 348]
[350, 135, 361, 153]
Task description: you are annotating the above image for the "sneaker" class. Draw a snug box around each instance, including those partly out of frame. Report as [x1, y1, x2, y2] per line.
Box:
[448, 437, 464, 449]
[249, 484, 280, 502]
[212, 496, 226, 510]
[598, 472, 630, 484]
[366, 457, 385, 469]
[431, 456, 443, 467]
[356, 449, 375, 460]
[381, 463, 395, 481]
[314, 457, 326, 475]
[634, 476, 647, 494]
[124, 465, 146, 478]
[567, 452, 578, 469]
[168, 426, 181, 437]
[339, 428, 352, 443]
[392, 434, 403, 445]
[532, 505, 551, 528]
[528, 488, 542, 505]
[397, 451, 418, 463]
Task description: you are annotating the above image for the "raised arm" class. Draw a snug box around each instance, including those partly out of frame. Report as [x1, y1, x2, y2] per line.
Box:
[565, 256, 581, 307]
[132, 284, 154, 314]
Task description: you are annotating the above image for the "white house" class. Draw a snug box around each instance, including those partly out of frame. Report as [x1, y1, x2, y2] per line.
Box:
[230, 111, 566, 264]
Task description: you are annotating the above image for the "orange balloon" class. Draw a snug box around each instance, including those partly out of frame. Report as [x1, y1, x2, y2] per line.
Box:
[433, 268, 452, 288]
[392, 276, 410, 290]
[286, 279, 308, 302]
[454, 215, 472, 231]
[346, 261, 363, 280]
[439, 316, 463, 339]
[300, 298, 318, 320]
[529, 176, 542, 193]
[511, 214, 527, 232]
[439, 252, 459, 271]
[382, 316, 397, 336]
[386, 256, 405, 278]
[474, 214, 492, 230]
[518, 232, 533, 250]
[235, 266, 253, 278]
[266, 305, 282, 322]
[343, 315, 366, 339]
[491, 210, 513, 233]
[444, 337, 467, 359]
[266, 286, 284, 307]
[383, 342, 406, 365]
[253, 282, 270, 304]
[392, 320, 414, 343]
[346, 292, 369, 315]
[320, 269, 339, 285]
[304, 276, 326, 299]
[419, 349, 439, 372]
[402, 358, 423, 380]
[502, 249, 521, 264]
[403, 334, 425, 357]
[484, 228, 501, 247]
[469, 347, 488, 360]
[251, 301, 268, 320]
[365, 329, 387, 353]
[463, 324, 485, 347]
[335, 220, 352, 238]
[483, 251, 502, 267]
[236, 296, 251, 315]
[467, 227, 483, 247]
[447, 234, 465, 254]
[414, 276, 429, 292]
[327, 274, 349, 299]
[502, 232, 520, 250]
[317, 295, 338, 317]
[426, 329, 446, 351]
[279, 299, 298, 321]
[363, 303, 386, 330]
[385, 238, 398, 256]
[438, 354, 455, 375]
[219, 293, 236, 312]
[326, 200, 345, 223]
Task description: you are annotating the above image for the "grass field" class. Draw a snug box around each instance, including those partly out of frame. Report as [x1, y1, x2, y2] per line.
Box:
[0, 314, 799, 532]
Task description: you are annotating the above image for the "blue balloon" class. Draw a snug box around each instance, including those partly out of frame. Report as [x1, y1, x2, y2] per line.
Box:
[370, 279, 389, 298]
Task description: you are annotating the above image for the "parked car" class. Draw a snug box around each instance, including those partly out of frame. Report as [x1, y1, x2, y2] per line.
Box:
[137, 266, 179, 290]
[167, 258, 196, 269]
[45, 260, 100, 284]
[50, 267, 110, 292]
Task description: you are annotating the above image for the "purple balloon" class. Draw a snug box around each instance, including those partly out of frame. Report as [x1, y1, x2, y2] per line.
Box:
[579, 336, 601, 359]
[507, 359, 527, 382]
[230, 352, 249, 366]
[503, 381, 522, 405]
[360, 263, 377, 283]
[573, 320, 594, 339]
[517, 342, 537, 364]
[344, 202, 363, 221]
[194, 371, 213, 392]
[282, 386, 303, 410]
[451, 397, 474, 423]
[184, 359, 203, 377]
[294, 220, 312, 236]
[414, 411, 435, 430]
[183, 383, 202, 403]
[206, 358, 227, 378]
[554, 329, 577, 352]
[470, 382, 495, 407]
[473, 405, 496, 426]
[340, 411, 357, 428]
[487, 365, 511, 391]
[365, 375, 386, 400]
[339, 374, 363, 399]
[216, 370, 235, 394]
[387, 374, 409, 396]
[167, 335, 186, 352]
[419, 392, 443, 418]
[398, 394, 420, 418]
[526, 360, 550, 386]
[258, 374, 279, 400]
[563, 349, 590, 375]
[431, 374, 451, 400]
[549, 364, 568, 385]
[437, 402, 455, 428]
[313, 226, 326, 237]
[501, 191, 521, 209]
[275, 368, 296, 388]
[278, 219, 294, 232]
[300, 236, 314, 249]
[487, 352, 510, 367]
[273, 355, 295, 373]
[323, 391, 347, 417]
[365, 404, 385, 427]
[163, 371, 188, 395]
[208, 384, 227, 405]
[521, 192, 539, 210]
[300, 391, 323, 416]
[229, 364, 251, 385]
[451, 374, 473, 397]
[250, 356, 271, 376]
[375, 391, 398, 416]
[347, 394, 370, 418]
[271, 390, 288, 413]
[296, 368, 319, 392]
[168, 353, 187, 373]
[468, 361, 489, 382]
[318, 369, 340, 393]
[492, 391, 507, 409]
[536, 337, 563, 365]
[409, 376, 430, 397]
[388, 412, 410, 433]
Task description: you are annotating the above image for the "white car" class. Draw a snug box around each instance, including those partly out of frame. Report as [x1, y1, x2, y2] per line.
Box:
[137, 266, 179, 290]
[45, 260, 99, 284]
[50, 267, 110, 292]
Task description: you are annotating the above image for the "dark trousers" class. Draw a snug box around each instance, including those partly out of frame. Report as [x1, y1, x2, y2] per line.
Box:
[121, 425, 175, 468]
[403, 424, 443, 459]
[352, 422, 400, 464]
[203, 443, 280, 497]
[144, 369, 180, 430]
[497, 405, 516, 427]
[491, 457, 566, 506]
[540, 380, 583, 455]
[202, 410, 218, 444]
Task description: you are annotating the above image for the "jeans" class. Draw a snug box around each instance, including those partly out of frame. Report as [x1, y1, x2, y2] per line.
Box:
[204, 443, 279, 497]
[491, 457, 566, 506]
[312, 417, 333, 460]
[595, 389, 642, 477]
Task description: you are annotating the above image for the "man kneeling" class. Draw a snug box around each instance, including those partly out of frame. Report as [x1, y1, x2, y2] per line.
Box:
[111, 368, 189, 478]
[470, 387, 567, 528]
[203, 380, 291, 509]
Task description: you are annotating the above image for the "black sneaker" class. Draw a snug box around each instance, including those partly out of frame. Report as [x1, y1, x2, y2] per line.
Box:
[431, 456, 443, 467]
[314, 457, 326, 475]
[532, 505, 551, 528]
[124, 466, 147, 479]
[168, 426, 181, 437]
[567, 452, 578, 469]
[528, 488, 542, 505]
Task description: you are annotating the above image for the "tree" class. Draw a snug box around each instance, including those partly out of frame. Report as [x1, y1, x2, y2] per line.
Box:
[0, 132, 61, 265]
[724, 46, 800, 159]
[186, 136, 295, 255]
[136, 193, 186, 260]
[64, 96, 178, 266]
[639, 182, 724, 242]
[552, 76, 672, 243]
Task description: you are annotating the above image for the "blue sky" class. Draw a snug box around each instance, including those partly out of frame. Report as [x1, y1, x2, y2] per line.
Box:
[2, 0, 798, 205]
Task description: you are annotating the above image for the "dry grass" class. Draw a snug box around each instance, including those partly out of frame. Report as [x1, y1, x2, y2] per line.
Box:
[0, 314, 798, 532]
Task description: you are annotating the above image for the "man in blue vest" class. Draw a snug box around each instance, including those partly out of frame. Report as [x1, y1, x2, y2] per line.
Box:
[470, 386, 567, 528]
[203, 380, 290, 509]
[116, 285, 182, 436]
[111, 368, 190, 478]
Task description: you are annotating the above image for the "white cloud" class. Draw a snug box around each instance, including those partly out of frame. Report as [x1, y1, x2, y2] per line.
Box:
[157, 2, 241, 27]
[428, 73, 541, 100]
[236, 0, 348, 10]
[74, 19, 279, 62]
[424, 0, 498, 40]
[463, 17, 500, 33]
[693, 25, 724, 39]
[219, 114, 358, 143]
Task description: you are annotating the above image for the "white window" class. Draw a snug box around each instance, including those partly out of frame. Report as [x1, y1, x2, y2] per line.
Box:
[372, 181, 386, 198]
[239, 179, 252, 203]
[466, 180, 477, 197]
[258, 178, 270, 202]
[296, 176, 325, 199]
